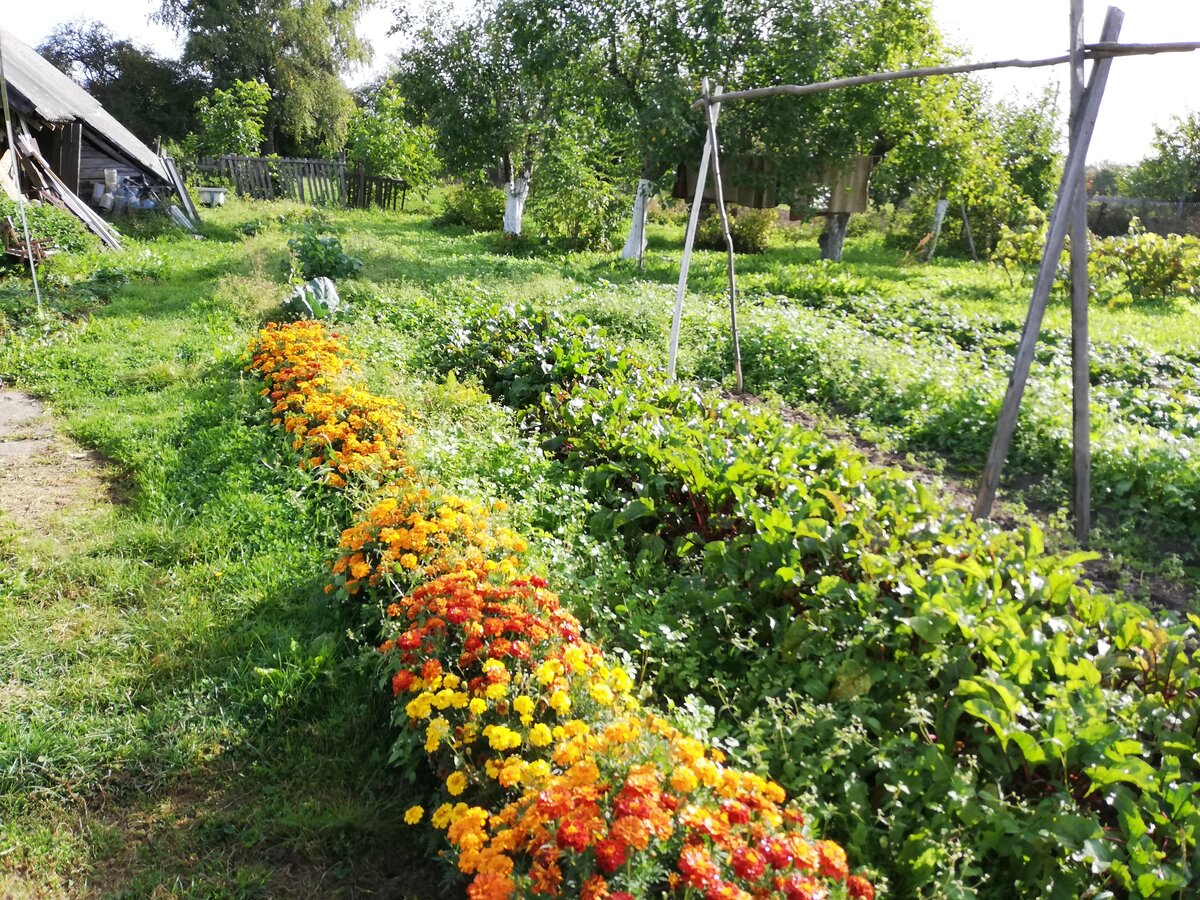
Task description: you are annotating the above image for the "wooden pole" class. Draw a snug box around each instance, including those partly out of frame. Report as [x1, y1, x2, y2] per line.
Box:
[693, 41, 1199, 109]
[973, 6, 1124, 520]
[667, 89, 722, 380]
[701, 78, 744, 393]
[0, 34, 42, 314]
[1070, 0, 1092, 546]
[961, 202, 978, 262]
[926, 198, 950, 260]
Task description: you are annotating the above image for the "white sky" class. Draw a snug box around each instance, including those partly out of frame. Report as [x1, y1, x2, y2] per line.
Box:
[5, 1, 1199, 164]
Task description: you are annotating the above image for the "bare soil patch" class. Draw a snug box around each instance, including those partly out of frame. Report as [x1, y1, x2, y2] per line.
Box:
[0, 390, 117, 534]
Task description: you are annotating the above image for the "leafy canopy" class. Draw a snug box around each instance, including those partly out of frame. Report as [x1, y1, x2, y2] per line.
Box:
[346, 83, 441, 190]
[156, 0, 373, 156]
[194, 80, 272, 157]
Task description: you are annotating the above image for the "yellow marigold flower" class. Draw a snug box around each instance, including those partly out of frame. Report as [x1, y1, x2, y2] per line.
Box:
[512, 695, 535, 718]
[405, 693, 434, 720]
[535, 659, 562, 685]
[469, 697, 488, 716]
[562, 646, 587, 674]
[548, 690, 571, 715]
[446, 771, 468, 796]
[399, 553, 418, 569]
[498, 758, 526, 788]
[524, 759, 551, 785]
[481, 658, 507, 676]
[404, 805, 424, 825]
[424, 716, 450, 752]
[670, 765, 699, 794]
[431, 803, 454, 829]
[484, 681, 508, 701]
[609, 667, 633, 694]
[589, 682, 614, 706]
[528, 723, 553, 747]
[442, 674, 461, 689]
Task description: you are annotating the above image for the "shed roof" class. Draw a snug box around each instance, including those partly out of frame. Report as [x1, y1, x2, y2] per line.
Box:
[0, 25, 169, 183]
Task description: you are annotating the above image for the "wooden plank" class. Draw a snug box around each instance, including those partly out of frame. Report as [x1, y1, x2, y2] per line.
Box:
[16, 134, 122, 249]
[162, 155, 199, 224]
[1070, 0, 1092, 545]
[973, 6, 1123, 520]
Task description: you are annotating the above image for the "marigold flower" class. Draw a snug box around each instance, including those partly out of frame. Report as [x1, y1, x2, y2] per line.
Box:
[447, 771, 468, 796]
[404, 805, 424, 825]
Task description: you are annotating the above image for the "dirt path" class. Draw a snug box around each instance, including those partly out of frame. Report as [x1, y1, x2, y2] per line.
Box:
[0, 389, 115, 534]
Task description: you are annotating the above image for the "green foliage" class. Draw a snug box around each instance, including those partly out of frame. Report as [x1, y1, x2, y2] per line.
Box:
[1127, 111, 1200, 202]
[1092, 220, 1200, 302]
[696, 206, 777, 255]
[0, 197, 97, 255]
[157, 0, 370, 156]
[37, 20, 205, 145]
[346, 83, 441, 192]
[437, 302, 1200, 899]
[194, 79, 271, 157]
[528, 116, 625, 250]
[287, 229, 362, 280]
[436, 182, 507, 232]
[995, 214, 1200, 303]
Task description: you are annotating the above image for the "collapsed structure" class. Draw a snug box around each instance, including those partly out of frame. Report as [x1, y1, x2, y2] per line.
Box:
[0, 25, 195, 250]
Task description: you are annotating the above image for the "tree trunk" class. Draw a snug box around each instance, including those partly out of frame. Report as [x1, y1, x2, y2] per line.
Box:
[819, 212, 851, 261]
[503, 176, 530, 235]
[620, 178, 654, 259]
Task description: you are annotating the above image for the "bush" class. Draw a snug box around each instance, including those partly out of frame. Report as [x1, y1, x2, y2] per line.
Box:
[1091, 220, 1200, 302]
[695, 205, 776, 254]
[287, 228, 363, 280]
[437, 181, 507, 232]
[526, 120, 625, 251]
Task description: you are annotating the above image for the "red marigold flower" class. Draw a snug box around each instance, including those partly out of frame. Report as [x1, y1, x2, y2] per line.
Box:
[555, 818, 593, 853]
[780, 873, 827, 900]
[594, 837, 628, 874]
[580, 875, 609, 900]
[391, 669, 415, 695]
[731, 846, 767, 882]
[421, 659, 443, 682]
[816, 840, 848, 881]
[846, 875, 875, 900]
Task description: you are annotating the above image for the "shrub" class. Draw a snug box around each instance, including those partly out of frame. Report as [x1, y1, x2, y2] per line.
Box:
[287, 228, 363, 280]
[1091, 220, 1200, 302]
[437, 181, 507, 232]
[696, 205, 776, 254]
[526, 120, 625, 251]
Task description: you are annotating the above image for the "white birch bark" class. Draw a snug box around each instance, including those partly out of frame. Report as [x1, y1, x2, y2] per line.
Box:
[503, 176, 530, 235]
[620, 178, 654, 259]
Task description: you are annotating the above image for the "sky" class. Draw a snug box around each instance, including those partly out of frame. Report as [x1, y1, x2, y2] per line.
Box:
[4, 0, 1199, 164]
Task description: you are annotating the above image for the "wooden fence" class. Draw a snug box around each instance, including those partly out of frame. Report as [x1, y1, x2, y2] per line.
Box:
[195, 156, 408, 211]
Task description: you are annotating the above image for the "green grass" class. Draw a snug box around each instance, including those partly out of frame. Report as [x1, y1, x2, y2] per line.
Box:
[0, 222, 446, 897]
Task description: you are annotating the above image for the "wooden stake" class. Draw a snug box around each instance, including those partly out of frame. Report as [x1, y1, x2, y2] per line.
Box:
[961, 202, 978, 261]
[973, 6, 1124, 520]
[667, 88, 722, 380]
[927, 198, 950, 260]
[1070, 0, 1092, 546]
[701, 77, 744, 393]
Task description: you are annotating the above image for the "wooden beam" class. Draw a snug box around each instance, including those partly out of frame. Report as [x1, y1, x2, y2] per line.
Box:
[701, 77, 744, 393]
[667, 88, 722, 380]
[694, 38, 1193, 109]
[1070, 0, 1092, 545]
[973, 6, 1124, 520]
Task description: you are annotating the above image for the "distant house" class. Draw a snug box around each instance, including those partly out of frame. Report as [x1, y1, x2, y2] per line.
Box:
[1, 25, 192, 244]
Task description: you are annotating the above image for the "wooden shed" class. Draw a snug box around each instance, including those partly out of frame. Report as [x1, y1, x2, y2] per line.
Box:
[1, 25, 193, 245]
